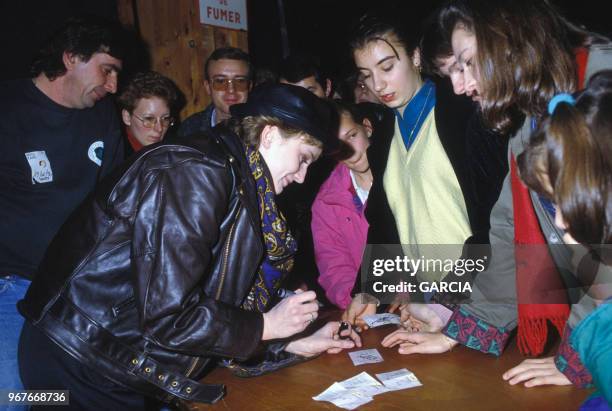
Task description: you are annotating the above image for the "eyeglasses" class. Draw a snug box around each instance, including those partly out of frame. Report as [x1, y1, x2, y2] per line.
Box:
[210, 77, 250, 92]
[132, 114, 174, 129]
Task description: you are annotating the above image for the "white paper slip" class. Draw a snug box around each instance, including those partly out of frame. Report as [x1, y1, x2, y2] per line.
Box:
[376, 368, 422, 390]
[362, 313, 401, 328]
[340, 371, 390, 396]
[331, 393, 373, 410]
[313, 382, 347, 402]
[348, 348, 384, 366]
[340, 371, 381, 389]
[314, 372, 392, 410]
[313, 381, 373, 410]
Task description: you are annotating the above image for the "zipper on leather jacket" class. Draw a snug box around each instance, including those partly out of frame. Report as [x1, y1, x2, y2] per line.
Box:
[185, 353, 203, 379]
[185, 212, 239, 378]
[215, 216, 238, 300]
[111, 296, 136, 317]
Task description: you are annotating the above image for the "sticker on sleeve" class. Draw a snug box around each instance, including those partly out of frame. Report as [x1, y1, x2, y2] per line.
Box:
[25, 151, 53, 184]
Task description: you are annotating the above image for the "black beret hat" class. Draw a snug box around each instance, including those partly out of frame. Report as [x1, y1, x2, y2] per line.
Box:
[230, 83, 339, 152]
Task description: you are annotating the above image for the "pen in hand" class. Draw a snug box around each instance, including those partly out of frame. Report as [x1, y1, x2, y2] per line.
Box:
[276, 288, 324, 308]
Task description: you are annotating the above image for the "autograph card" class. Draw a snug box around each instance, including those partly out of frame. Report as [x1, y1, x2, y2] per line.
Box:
[362, 313, 401, 328]
[348, 349, 384, 366]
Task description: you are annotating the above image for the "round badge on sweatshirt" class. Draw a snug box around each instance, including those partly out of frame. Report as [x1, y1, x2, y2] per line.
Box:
[88, 141, 104, 166]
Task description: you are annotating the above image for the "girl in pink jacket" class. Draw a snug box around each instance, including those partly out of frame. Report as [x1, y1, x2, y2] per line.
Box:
[312, 102, 373, 308]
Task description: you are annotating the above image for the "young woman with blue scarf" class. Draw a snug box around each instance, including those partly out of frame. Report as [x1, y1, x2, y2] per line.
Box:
[343, 10, 490, 325]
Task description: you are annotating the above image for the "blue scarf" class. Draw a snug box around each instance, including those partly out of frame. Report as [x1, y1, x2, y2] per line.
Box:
[242, 146, 297, 312]
[394, 79, 436, 151]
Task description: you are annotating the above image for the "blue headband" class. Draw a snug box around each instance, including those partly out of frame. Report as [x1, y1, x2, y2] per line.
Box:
[548, 93, 576, 115]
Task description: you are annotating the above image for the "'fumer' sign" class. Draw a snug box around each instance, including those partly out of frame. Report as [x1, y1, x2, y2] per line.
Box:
[199, 0, 247, 31]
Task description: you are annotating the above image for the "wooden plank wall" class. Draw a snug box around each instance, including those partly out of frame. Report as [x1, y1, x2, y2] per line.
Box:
[117, 0, 249, 119]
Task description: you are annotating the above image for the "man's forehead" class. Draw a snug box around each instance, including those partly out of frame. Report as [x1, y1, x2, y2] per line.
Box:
[208, 58, 249, 76]
[90, 52, 123, 70]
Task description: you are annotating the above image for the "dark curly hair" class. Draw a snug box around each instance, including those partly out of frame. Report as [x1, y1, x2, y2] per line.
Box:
[117, 71, 180, 113]
[31, 17, 127, 81]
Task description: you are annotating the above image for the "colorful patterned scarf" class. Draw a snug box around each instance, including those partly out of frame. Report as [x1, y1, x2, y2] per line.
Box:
[242, 145, 297, 312]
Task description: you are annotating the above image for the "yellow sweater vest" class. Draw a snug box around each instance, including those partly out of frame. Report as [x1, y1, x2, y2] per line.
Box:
[383, 110, 471, 282]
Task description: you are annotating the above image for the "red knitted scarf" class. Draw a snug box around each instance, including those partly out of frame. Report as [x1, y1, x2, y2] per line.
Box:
[512, 48, 588, 355]
[511, 156, 569, 355]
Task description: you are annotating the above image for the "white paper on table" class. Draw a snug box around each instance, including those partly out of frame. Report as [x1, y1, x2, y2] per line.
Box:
[362, 313, 401, 328]
[339, 371, 380, 389]
[340, 371, 391, 396]
[330, 391, 373, 410]
[348, 348, 384, 366]
[314, 371, 393, 410]
[313, 381, 373, 410]
[313, 382, 348, 401]
[376, 368, 422, 390]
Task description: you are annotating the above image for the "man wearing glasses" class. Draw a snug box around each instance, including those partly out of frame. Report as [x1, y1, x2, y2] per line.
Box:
[0, 18, 125, 404]
[178, 47, 252, 136]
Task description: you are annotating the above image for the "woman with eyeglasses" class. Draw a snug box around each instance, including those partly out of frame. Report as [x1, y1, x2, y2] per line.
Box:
[118, 71, 179, 155]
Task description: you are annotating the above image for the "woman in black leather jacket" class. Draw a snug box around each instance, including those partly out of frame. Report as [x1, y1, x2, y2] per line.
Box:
[18, 84, 360, 410]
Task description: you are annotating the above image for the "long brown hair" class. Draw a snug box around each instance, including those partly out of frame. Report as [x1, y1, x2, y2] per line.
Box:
[440, 0, 603, 135]
[518, 70, 612, 246]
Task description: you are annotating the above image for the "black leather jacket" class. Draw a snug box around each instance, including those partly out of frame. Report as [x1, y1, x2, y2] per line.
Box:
[18, 127, 267, 404]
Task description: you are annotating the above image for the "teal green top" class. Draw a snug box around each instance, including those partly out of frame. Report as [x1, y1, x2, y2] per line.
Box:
[571, 299, 612, 406]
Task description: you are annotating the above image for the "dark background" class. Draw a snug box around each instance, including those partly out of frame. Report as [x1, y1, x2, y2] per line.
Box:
[1, 0, 609, 81]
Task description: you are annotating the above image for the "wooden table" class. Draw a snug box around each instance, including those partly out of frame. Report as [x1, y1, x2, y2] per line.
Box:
[188, 325, 590, 410]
